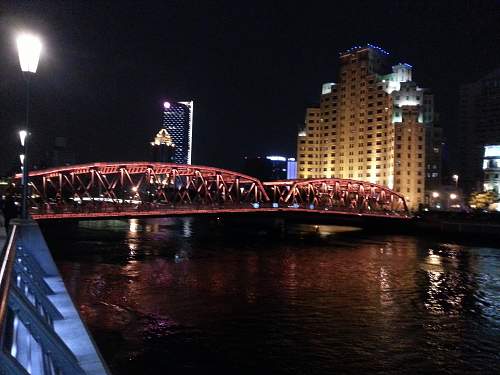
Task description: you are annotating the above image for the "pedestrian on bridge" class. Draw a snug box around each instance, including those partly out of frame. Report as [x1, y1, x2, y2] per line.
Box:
[2, 195, 18, 231]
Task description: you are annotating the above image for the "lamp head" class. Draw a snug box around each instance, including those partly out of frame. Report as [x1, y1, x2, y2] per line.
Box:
[16, 33, 42, 73]
[19, 130, 28, 146]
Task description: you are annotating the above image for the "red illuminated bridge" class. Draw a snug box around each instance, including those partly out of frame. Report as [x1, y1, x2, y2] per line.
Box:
[15, 162, 410, 222]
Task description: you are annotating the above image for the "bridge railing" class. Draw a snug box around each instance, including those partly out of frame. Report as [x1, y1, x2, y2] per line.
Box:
[0, 220, 109, 374]
[27, 199, 409, 219]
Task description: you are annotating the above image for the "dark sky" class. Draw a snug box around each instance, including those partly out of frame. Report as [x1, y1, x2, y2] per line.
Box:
[1, 1, 499, 175]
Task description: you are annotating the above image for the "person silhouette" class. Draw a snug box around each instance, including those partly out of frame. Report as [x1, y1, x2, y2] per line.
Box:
[2, 195, 19, 231]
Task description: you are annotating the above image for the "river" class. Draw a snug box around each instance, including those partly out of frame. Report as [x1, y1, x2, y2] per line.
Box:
[41, 217, 500, 374]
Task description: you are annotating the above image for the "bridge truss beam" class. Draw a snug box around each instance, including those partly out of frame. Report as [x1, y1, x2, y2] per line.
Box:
[14, 163, 409, 219]
[20, 162, 269, 216]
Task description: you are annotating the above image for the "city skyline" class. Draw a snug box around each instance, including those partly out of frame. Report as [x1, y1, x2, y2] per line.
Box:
[0, 3, 499, 374]
[0, 1, 499, 178]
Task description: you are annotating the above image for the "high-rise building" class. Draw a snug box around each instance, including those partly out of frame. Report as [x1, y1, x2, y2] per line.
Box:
[296, 44, 438, 210]
[242, 155, 296, 181]
[482, 145, 500, 193]
[150, 128, 175, 162]
[457, 68, 500, 194]
[286, 158, 297, 179]
[162, 100, 194, 164]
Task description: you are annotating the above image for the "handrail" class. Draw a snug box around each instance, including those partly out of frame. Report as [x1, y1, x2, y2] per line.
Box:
[0, 224, 17, 333]
[0, 220, 109, 374]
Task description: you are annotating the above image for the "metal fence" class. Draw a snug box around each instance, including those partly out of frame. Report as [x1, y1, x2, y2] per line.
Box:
[0, 220, 109, 375]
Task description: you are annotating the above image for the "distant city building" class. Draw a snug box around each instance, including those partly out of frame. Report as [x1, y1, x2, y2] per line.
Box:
[457, 68, 500, 194]
[162, 100, 194, 164]
[43, 137, 76, 168]
[483, 145, 500, 193]
[242, 156, 296, 181]
[150, 128, 175, 162]
[286, 158, 297, 179]
[296, 44, 439, 210]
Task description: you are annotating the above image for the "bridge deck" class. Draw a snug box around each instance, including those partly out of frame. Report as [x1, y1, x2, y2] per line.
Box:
[31, 207, 411, 221]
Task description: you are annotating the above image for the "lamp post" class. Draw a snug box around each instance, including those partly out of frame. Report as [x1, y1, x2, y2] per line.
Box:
[452, 174, 459, 189]
[16, 33, 42, 219]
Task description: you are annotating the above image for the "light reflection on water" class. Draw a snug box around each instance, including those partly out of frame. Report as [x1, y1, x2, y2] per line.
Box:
[42, 218, 500, 374]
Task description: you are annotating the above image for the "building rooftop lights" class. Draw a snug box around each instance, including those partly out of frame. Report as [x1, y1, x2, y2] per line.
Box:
[484, 145, 500, 157]
[340, 43, 390, 56]
[266, 156, 287, 162]
[366, 43, 390, 55]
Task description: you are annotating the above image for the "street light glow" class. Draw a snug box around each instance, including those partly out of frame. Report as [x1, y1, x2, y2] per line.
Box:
[432, 191, 439, 198]
[19, 130, 28, 146]
[450, 193, 457, 200]
[452, 174, 459, 181]
[19, 154, 25, 165]
[16, 33, 42, 73]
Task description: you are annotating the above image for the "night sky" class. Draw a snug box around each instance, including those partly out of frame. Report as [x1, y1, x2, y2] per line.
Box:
[1, 1, 499, 175]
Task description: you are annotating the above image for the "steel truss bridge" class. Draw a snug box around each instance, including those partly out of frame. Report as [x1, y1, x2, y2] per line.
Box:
[1, 161, 410, 374]
[16, 162, 409, 221]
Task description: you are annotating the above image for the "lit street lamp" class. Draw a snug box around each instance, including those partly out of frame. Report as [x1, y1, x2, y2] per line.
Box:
[452, 174, 459, 189]
[430, 191, 440, 209]
[448, 193, 458, 211]
[16, 33, 42, 219]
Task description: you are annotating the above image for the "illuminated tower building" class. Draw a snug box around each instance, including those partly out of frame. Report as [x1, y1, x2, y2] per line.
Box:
[482, 145, 500, 193]
[150, 128, 175, 163]
[297, 44, 437, 210]
[162, 100, 194, 164]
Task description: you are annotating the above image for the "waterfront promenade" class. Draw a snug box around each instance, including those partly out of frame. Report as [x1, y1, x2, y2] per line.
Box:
[0, 213, 109, 374]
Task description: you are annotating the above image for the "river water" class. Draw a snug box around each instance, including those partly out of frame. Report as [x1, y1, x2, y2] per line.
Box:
[41, 217, 500, 374]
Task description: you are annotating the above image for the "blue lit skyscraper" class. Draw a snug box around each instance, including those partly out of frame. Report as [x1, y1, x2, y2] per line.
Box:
[162, 100, 194, 164]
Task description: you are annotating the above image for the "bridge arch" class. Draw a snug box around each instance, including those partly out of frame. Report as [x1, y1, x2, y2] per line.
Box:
[263, 178, 408, 214]
[20, 162, 270, 214]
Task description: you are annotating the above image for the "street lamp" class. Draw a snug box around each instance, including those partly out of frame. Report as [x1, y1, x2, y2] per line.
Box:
[430, 191, 440, 209]
[16, 32, 42, 219]
[452, 174, 459, 189]
[19, 130, 27, 146]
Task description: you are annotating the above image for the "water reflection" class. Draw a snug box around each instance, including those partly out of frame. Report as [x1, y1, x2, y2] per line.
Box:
[44, 218, 500, 374]
[420, 245, 478, 317]
[182, 218, 193, 238]
[129, 218, 140, 233]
